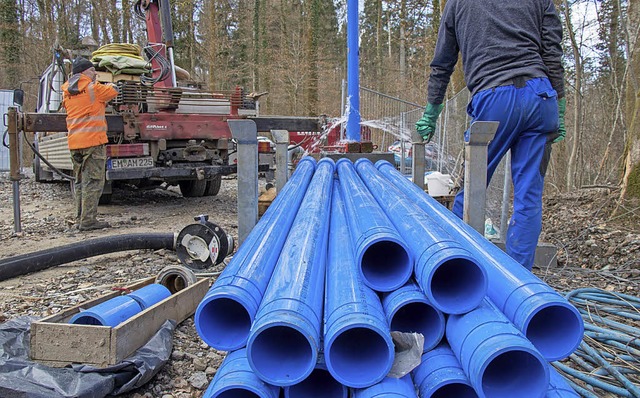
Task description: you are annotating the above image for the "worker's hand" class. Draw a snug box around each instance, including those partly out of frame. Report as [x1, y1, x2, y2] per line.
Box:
[553, 97, 566, 143]
[416, 103, 444, 143]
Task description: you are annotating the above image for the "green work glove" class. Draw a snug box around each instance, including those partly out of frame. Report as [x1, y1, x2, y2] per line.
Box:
[554, 97, 566, 143]
[416, 103, 444, 143]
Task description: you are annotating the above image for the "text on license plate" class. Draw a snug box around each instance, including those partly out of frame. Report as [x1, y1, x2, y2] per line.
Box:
[108, 157, 154, 169]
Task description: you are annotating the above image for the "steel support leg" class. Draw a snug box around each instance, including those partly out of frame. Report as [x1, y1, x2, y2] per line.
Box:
[463, 121, 498, 234]
[410, 125, 426, 191]
[271, 129, 289, 194]
[228, 120, 258, 245]
[8, 107, 21, 234]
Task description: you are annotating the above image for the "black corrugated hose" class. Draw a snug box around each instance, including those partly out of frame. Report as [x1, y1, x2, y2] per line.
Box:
[0, 233, 176, 282]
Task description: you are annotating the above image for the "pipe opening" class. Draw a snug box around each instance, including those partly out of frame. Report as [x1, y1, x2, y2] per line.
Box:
[216, 389, 261, 398]
[70, 314, 104, 326]
[481, 350, 547, 398]
[361, 241, 412, 291]
[197, 298, 252, 349]
[390, 302, 444, 350]
[525, 305, 583, 360]
[285, 368, 346, 398]
[250, 326, 314, 384]
[163, 274, 186, 294]
[432, 383, 478, 398]
[431, 258, 485, 313]
[326, 327, 392, 386]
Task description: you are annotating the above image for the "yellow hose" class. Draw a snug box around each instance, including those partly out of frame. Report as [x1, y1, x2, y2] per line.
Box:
[92, 43, 144, 61]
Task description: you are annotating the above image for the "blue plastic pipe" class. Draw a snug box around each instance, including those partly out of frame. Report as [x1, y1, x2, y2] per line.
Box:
[546, 367, 579, 397]
[352, 375, 417, 398]
[336, 159, 413, 292]
[127, 283, 172, 310]
[381, 280, 445, 352]
[203, 348, 280, 398]
[195, 157, 316, 351]
[69, 295, 142, 326]
[324, 180, 394, 388]
[446, 299, 549, 398]
[375, 160, 584, 361]
[247, 158, 335, 386]
[283, 353, 348, 398]
[354, 158, 487, 314]
[346, 0, 361, 141]
[412, 343, 478, 398]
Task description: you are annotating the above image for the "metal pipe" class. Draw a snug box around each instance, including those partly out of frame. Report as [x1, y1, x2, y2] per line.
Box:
[381, 280, 445, 353]
[203, 348, 280, 398]
[195, 157, 316, 351]
[354, 158, 487, 314]
[324, 180, 394, 388]
[246, 158, 335, 386]
[500, 151, 512, 240]
[0, 233, 176, 282]
[7, 107, 21, 233]
[346, 0, 361, 141]
[446, 299, 550, 398]
[336, 159, 413, 292]
[352, 375, 417, 398]
[412, 343, 478, 398]
[375, 160, 584, 361]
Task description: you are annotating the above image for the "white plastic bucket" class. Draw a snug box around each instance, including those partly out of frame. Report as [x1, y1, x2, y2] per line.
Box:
[426, 172, 453, 197]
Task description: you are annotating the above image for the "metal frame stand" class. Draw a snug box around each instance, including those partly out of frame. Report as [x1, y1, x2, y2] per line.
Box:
[410, 128, 426, 191]
[8, 107, 22, 233]
[462, 121, 498, 234]
[228, 120, 259, 245]
[271, 129, 290, 194]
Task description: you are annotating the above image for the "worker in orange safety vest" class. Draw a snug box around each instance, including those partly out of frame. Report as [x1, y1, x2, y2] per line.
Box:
[62, 57, 118, 231]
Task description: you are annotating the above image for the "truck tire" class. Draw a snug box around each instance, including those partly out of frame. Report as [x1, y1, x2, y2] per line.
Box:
[179, 179, 207, 197]
[204, 175, 222, 196]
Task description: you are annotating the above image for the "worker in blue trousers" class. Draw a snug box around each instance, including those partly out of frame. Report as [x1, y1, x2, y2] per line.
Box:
[416, 0, 567, 271]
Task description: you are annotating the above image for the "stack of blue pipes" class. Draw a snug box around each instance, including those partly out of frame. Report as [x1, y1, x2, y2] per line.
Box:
[193, 156, 586, 398]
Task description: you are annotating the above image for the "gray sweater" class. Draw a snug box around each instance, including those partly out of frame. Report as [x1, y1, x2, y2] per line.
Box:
[427, 0, 565, 105]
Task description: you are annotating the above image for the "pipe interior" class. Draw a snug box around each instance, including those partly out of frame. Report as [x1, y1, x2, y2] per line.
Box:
[250, 325, 313, 383]
[526, 305, 583, 360]
[285, 368, 346, 398]
[390, 302, 444, 350]
[161, 274, 186, 294]
[216, 390, 262, 398]
[481, 350, 546, 398]
[361, 241, 411, 290]
[197, 298, 252, 349]
[327, 327, 392, 386]
[71, 314, 103, 326]
[431, 258, 484, 312]
[432, 383, 478, 398]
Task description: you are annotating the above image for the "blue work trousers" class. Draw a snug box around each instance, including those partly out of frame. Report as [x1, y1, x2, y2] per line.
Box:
[452, 77, 559, 270]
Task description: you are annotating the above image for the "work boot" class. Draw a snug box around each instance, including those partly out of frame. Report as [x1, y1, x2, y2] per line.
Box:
[79, 220, 111, 231]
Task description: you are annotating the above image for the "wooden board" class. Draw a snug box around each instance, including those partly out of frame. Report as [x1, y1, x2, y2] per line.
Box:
[30, 277, 210, 368]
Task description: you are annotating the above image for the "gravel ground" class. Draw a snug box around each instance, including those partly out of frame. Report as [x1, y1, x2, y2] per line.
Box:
[1, 173, 639, 397]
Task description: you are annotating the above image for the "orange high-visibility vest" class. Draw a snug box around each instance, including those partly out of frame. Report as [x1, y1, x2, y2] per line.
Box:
[62, 74, 118, 150]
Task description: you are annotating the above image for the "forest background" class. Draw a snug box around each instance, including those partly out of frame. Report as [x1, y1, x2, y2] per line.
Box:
[0, 0, 638, 198]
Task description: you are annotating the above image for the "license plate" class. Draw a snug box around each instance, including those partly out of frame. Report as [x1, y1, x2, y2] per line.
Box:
[108, 156, 154, 169]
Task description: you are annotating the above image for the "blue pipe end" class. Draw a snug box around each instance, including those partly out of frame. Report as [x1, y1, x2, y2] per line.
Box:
[325, 324, 394, 388]
[420, 248, 487, 314]
[195, 290, 255, 351]
[359, 238, 413, 292]
[477, 346, 549, 398]
[69, 295, 141, 327]
[248, 324, 317, 386]
[521, 301, 584, 361]
[388, 300, 445, 352]
[284, 366, 348, 398]
[127, 283, 171, 310]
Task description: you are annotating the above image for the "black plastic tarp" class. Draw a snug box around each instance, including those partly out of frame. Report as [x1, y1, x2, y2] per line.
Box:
[0, 317, 175, 398]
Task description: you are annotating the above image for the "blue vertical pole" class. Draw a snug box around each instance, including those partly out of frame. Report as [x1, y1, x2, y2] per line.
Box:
[346, 0, 361, 142]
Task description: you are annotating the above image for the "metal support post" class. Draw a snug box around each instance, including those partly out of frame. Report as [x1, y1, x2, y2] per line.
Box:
[410, 121, 426, 191]
[228, 120, 259, 246]
[8, 107, 22, 233]
[271, 130, 289, 194]
[500, 151, 512, 240]
[463, 121, 498, 234]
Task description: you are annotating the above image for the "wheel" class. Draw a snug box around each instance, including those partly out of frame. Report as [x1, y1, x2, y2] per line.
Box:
[204, 175, 222, 196]
[179, 179, 207, 197]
